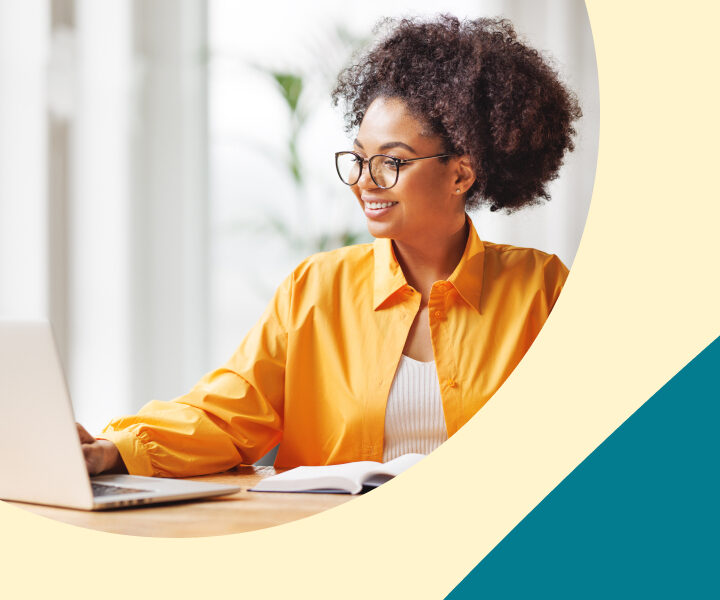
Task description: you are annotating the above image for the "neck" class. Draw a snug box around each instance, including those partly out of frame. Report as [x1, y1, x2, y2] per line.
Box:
[392, 217, 469, 302]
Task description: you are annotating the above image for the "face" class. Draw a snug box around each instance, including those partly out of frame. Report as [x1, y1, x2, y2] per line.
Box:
[349, 96, 468, 244]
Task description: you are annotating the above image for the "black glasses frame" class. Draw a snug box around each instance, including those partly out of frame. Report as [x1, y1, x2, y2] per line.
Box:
[334, 151, 454, 189]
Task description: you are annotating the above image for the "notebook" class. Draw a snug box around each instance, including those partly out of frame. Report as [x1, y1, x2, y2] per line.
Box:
[0, 319, 241, 510]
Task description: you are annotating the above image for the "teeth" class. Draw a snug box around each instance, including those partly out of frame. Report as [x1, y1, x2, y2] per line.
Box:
[366, 201, 397, 209]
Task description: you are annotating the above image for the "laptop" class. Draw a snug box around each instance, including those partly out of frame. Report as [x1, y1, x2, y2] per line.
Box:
[0, 319, 241, 510]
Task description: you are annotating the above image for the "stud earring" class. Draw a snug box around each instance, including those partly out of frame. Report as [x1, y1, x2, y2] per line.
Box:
[456, 188, 461, 193]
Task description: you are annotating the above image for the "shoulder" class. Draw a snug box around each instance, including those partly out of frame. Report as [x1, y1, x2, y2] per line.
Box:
[289, 242, 375, 287]
[481, 241, 569, 302]
[483, 241, 568, 277]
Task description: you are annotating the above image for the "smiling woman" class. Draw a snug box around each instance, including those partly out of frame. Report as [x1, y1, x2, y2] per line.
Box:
[79, 14, 581, 477]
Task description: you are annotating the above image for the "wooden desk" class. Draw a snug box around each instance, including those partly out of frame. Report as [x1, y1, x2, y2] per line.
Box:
[6, 466, 355, 537]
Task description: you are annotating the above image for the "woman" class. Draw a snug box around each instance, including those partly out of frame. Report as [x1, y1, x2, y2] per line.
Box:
[79, 15, 581, 477]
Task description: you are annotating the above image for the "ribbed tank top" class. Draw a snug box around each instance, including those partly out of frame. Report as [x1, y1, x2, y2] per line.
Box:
[382, 354, 448, 462]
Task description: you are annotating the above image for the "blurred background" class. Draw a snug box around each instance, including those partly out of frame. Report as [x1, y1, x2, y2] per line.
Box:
[0, 0, 598, 441]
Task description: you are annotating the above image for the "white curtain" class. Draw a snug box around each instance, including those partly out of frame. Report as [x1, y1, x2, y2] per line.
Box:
[0, 1, 49, 319]
[0, 0, 208, 432]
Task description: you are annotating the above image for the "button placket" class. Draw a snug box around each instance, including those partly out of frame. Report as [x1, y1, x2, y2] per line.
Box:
[429, 282, 449, 321]
[434, 285, 463, 433]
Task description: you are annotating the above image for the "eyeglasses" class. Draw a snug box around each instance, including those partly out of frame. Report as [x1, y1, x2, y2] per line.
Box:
[334, 151, 453, 189]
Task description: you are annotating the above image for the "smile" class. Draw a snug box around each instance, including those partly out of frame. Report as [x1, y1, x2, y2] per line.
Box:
[364, 201, 398, 210]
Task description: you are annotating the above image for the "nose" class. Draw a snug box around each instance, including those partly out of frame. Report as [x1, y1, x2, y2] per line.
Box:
[355, 159, 376, 190]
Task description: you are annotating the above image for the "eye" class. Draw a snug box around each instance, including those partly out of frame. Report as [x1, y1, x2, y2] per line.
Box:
[380, 156, 404, 169]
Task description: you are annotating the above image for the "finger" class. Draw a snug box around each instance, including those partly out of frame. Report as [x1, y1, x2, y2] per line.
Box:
[76, 422, 95, 444]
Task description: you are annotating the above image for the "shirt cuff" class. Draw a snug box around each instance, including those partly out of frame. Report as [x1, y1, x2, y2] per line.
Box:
[97, 429, 155, 477]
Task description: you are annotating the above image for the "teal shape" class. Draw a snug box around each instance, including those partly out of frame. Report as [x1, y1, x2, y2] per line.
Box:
[446, 335, 720, 599]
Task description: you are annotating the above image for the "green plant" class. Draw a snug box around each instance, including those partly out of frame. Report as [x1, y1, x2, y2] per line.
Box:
[246, 25, 372, 255]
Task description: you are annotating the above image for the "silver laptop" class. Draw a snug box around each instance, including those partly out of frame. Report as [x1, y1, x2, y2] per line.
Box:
[0, 319, 241, 510]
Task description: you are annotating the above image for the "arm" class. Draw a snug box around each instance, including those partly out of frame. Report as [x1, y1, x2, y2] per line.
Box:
[97, 272, 293, 477]
[544, 253, 570, 311]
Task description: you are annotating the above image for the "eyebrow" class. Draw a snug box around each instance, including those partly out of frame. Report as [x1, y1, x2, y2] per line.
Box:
[353, 139, 417, 154]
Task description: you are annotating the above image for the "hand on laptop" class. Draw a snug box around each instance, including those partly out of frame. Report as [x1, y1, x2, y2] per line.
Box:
[76, 423, 128, 475]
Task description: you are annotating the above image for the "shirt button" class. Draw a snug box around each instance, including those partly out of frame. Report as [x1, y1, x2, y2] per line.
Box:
[447, 379, 457, 388]
[434, 310, 443, 319]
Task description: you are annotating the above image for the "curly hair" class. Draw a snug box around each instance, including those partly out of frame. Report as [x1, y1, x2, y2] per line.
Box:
[332, 15, 582, 212]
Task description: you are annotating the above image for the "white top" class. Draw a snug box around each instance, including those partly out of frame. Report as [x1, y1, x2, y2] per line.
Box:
[382, 355, 449, 462]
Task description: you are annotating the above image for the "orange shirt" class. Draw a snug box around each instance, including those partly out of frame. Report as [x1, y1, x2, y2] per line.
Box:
[101, 216, 568, 476]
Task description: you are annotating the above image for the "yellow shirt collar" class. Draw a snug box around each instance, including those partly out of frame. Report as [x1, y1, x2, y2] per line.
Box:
[372, 214, 485, 312]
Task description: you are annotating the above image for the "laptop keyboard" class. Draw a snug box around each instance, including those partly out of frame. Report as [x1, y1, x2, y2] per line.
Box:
[91, 482, 148, 497]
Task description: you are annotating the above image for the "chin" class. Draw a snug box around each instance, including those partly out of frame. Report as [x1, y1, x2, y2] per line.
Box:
[366, 220, 397, 239]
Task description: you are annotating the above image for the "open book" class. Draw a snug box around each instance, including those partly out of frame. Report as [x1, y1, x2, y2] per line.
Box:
[249, 453, 425, 494]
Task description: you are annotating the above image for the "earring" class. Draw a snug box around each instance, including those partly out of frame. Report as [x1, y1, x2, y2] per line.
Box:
[456, 188, 461, 193]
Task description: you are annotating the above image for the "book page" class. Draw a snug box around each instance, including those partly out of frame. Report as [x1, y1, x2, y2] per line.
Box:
[273, 461, 380, 484]
[379, 453, 425, 476]
[362, 453, 425, 487]
[250, 461, 382, 493]
[249, 454, 426, 493]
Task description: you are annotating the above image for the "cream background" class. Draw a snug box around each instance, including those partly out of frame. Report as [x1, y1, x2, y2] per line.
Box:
[2, 2, 719, 598]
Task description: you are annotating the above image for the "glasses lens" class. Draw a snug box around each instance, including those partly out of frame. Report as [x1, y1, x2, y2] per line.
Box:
[369, 155, 398, 188]
[336, 153, 362, 185]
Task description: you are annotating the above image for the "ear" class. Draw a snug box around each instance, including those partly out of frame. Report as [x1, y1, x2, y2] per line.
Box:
[452, 155, 476, 196]
[450, 154, 475, 198]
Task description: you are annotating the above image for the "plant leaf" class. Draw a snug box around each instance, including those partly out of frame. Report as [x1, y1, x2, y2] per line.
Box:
[272, 72, 303, 113]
